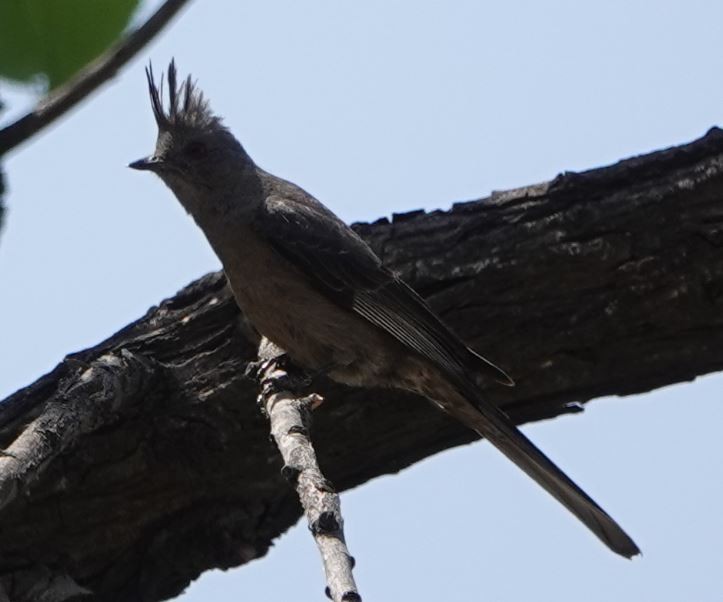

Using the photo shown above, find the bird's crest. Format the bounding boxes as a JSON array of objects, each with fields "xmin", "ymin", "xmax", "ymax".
[{"xmin": 145, "ymin": 59, "xmax": 222, "ymax": 132}]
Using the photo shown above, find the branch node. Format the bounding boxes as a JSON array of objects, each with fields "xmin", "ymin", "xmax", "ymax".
[
  {"xmin": 310, "ymin": 511, "xmax": 340, "ymax": 536},
  {"xmin": 303, "ymin": 392, "xmax": 325, "ymax": 410}
]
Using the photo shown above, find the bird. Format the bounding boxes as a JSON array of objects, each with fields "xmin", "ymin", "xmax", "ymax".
[{"xmin": 130, "ymin": 60, "xmax": 639, "ymax": 559}]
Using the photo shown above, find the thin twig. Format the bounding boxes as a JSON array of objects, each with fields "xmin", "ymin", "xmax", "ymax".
[
  {"xmin": 0, "ymin": 0, "xmax": 191, "ymax": 156},
  {"xmin": 255, "ymin": 338, "xmax": 361, "ymax": 602}
]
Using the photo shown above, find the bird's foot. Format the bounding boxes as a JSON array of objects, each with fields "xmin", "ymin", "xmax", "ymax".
[
  {"xmin": 247, "ymin": 354, "xmax": 326, "ymax": 414},
  {"xmin": 246, "ymin": 353, "xmax": 313, "ymax": 394}
]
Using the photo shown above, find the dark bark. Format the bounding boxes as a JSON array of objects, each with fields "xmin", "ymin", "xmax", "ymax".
[{"xmin": 1, "ymin": 127, "xmax": 723, "ymax": 600}]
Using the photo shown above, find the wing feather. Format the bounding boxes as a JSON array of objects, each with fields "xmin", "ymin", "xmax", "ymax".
[
  {"xmin": 255, "ymin": 193, "xmax": 512, "ymax": 385},
  {"xmin": 251, "ymin": 191, "xmax": 639, "ymax": 558}
]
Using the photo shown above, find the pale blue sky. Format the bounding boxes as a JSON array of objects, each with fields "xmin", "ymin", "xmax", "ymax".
[{"xmin": 2, "ymin": 1, "xmax": 723, "ymax": 600}]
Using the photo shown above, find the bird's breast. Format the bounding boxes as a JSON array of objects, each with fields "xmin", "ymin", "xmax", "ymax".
[{"xmin": 213, "ymin": 227, "xmax": 399, "ymax": 381}]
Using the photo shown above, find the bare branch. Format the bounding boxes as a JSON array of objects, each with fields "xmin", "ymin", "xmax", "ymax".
[
  {"xmin": 0, "ymin": 0, "xmax": 192, "ymax": 156},
  {"xmin": 256, "ymin": 338, "xmax": 361, "ymax": 602}
]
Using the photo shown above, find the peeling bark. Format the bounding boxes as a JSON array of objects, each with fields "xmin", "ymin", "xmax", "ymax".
[{"xmin": 1, "ymin": 128, "xmax": 723, "ymax": 600}]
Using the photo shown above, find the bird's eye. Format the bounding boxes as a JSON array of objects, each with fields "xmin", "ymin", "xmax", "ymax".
[{"xmin": 184, "ymin": 141, "xmax": 208, "ymax": 158}]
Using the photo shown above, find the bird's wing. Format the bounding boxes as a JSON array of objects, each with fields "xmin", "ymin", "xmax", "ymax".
[
  {"xmin": 254, "ymin": 193, "xmax": 513, "ymax": 386},
  {"xmin": 252, "ymin": 192, "xmax": 640, "ymax": 559}
]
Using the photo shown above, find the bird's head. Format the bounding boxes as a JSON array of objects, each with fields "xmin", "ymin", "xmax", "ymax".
[{"xmin": 130, "ymin": 60, "xmax": 252, "ymax": 214}]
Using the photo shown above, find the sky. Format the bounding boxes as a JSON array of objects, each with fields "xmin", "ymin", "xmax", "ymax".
[{"xmin": 2, "ymin": 1, "xmax": 723, "ymax": 600}]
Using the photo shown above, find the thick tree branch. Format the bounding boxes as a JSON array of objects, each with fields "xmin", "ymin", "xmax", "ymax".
[
  {"xmin": 0, "ymin": 0, "xmax": 191, "ymax": 156},
  {"xmin": 1, "ymin": 128, "xmax": 722, "ymax": 600}
]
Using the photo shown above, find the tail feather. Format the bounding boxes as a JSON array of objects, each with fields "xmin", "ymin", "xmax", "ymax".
[
  {"xmin": 467, "ymin": 346, "xmax": 516, "ymax": 387},
  {"xmin": 438, "ymin": 378, "xmax": 640, "ymax": 558}
]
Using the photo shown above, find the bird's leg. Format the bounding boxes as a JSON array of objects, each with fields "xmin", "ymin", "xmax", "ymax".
[
  {"xmin": 246, "ymin": 356, "xmax": 336, "ymax": 410},
  {"xmin": 268, "ymin": 354, "xmax": 315, "ymax": 394},
  {"xmin": 289, "ymin": 362, "xmax": 341, "ymax": 409},
  {"xmin": 245, "ymin": 353, "xmax": 312, "ymax": 393}
]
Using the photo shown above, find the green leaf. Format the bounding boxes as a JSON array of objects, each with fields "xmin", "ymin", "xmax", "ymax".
[{"xmin": 0, "ymin": 0, "xmax": 140, "ymax": 90}]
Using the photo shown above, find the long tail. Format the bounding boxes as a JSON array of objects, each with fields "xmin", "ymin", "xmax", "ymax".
[{"xmin": 432, "ymin": 376, "xmax": 640, "ymax": 558}]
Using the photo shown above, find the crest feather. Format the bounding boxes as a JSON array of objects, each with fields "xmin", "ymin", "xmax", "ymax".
[{"xmin": 145, "ymin": 59, "xmax": 222, "ymax": 131}]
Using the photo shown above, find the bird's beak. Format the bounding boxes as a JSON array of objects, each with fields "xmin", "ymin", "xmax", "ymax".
[{"xmin": 128, "ymin": 156, "xmax": 164, "ymax": 172}]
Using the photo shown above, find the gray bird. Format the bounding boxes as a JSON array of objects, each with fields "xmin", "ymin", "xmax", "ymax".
[{"xmin": 130, "ymin": 60, "xmax": 639, "ymax": 559}]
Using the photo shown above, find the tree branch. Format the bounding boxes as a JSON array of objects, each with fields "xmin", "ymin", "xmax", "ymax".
[
  {"xmin": 0, "ymin": 0, "xmax": 191, "ymax": 156},
  {"xmin": 1, "ymin": 128, "xmax": 723, "ymax": 600},
  {"xmin": 255, "ymin": 339, "xmax": 361, "ymax": 602}
]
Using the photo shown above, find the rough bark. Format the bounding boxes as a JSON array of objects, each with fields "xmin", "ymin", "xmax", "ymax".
[{"xmin": 1, "ymin": 127, "xmax": 723, "ymax": 600}]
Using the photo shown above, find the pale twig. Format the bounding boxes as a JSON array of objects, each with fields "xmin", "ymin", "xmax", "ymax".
[{"xmin": 255, "ymin": 338, "xmax": 361, "ymax": 602}]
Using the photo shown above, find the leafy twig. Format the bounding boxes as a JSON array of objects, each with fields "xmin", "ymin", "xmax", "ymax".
[{"xmin": 0, "ymin": 0, "xmax": 192, "ymax": 156}]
